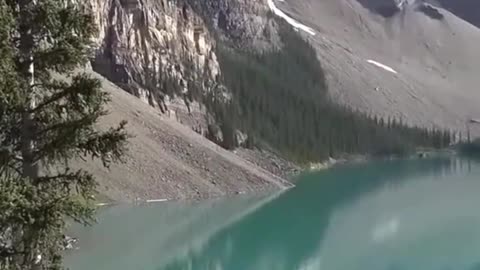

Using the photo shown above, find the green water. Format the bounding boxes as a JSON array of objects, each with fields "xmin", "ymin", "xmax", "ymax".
[{"xmin": 66, "ymin": 157, "xmax": 480, "ymax": 270}]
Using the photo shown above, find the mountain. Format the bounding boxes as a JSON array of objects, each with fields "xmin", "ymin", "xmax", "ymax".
[
  {"xmin": 85, "ymin": 0, "xmax": 480, "ymax": 137},
  {"xmin": 87, "ymin": 0, "xmax": 277, "ymax": 112},
  {"xmin": 79, "ymin": 71, "xmax": 292, "ymax": 202},
  {"xmin": 277, "ymin": 0, "xmax": 480, "ymax": 135},
  {"xmin": 72, "ymin": 0, "xmax": 301, "ymax": 201},
  {"xmin": 77, "ymin": 0, "xmax": 480, "ymax": 199}
]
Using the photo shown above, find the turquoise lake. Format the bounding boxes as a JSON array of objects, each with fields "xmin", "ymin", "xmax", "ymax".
[{"xmin": 66, "ymin": 157, "xmax": 480, "ymax": 270}]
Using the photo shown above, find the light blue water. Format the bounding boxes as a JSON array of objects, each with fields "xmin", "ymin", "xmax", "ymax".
[{"xmin": 66, "ymin": 157, "xmax": 480, "ymax": 270}]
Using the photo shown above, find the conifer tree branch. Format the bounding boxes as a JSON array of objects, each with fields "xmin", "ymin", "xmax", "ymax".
[{"xmin": 0, "ymin": 1, "xmax": 128, "ymax": 268}]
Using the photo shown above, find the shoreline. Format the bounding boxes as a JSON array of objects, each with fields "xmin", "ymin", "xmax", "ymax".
[
  {"xmin": 81, "ymin": 72, "xmax": 293, "ymax": 204},
  {"xmin": 94, "ymin": 185, "xmax": 293, "ymax": 207},
  {"xmin": 93, "ymin": 148, "xmax": 457, "ymax": 206},
  {"xmin": 301, "ymin": 148, "xmax": 458, "ymax": 173}
]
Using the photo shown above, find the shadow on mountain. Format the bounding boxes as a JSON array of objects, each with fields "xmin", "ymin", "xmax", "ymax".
[
  {"xmin": 416, "ymin": 3, "xmax": 444, "ymax": 20},
  {"xmin": 355, "ymin": 0, "xmax": 401, "ymax": 18}
]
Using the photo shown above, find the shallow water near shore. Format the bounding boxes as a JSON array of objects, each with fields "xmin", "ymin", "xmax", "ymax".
[{"xmin": 66, "ymin": 157, "xmax": 480, "ymax": 270}]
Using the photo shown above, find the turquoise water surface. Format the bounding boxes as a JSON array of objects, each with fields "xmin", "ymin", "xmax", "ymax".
[{"xmin": 66, "ymin": 157, "xmax": 480, "ymax": 270}]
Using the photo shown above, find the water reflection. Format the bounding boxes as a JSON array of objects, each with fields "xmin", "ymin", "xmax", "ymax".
[
  {"xmin": 67, "ymin": 158, "xmax": 480, "ymax": 270},
  {"xmin": 65, "ymin": 192, "xmax": 283, "ymax": 270},
  {"xmin": 318, "ymin": 162, "xmax": 480, "ymax": 269}
]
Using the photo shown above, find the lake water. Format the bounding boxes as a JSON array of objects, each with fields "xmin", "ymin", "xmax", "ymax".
[{"xmin": 66, "ymin": 157, "xmax": 480, "ymax": 270}]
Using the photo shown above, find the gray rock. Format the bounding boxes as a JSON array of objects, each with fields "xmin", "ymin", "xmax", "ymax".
[{"xmin": 87, "ymin": 0, "xmax": 222, "ymax": 110}]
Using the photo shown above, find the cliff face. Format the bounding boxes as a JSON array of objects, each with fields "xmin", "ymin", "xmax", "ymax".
[
  {"xmin": 186, "ymin": 0, "xmax": 280, "ymax": 50},
  {"xmin": 88, "ymin": 0, "xmax": 218, "ymax": 111},
  {"xmin": 87, "ymin": 0, "xmax": 278, "ymax": 113}
]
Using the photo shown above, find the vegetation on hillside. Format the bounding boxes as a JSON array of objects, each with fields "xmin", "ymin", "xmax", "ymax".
[
  {"xmin": 0, "ymin": 1, "xmax": 128, "ymax": 269},
  {"xmin": 208, "ymin": 22, "xmax": 453, "ymax": 162}
]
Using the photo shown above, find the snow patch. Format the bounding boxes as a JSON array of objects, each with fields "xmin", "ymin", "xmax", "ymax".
[
  {"xmin": 267, "ymin": 0, "xmax": 316, "ymax": 36},
  {"xmin": 146, "ymin": 199, "xmax": 169, "ymax": 203},
  {"xmin": 367, "ymin": 60, "xmax": 398, "ymax": 74},
  {"xmin": 95, "ymin": 202, "xmax": 111, "ymax": 206}
]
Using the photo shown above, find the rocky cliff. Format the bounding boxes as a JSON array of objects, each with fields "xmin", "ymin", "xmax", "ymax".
[
  {"xmin": 88, "ymin": 0, "xmax": 218, "ymax": 113},
  {"xmin": 87, "ymin": 0, "xmax": 278, "ymax": 115},
  {"xmin": 186, "ymin": 0, "xmax": 280, "ymax": 50}
]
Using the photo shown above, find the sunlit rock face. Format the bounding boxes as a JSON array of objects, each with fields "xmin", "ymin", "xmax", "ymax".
[
  {"xmin": 185, "ymin": 0, "xmax": 281, "ymax": 50},
  {"xmin": 87, "ymin": 0, "xmax": 220, "ymax": 110},
  {"xmin": 84, "ymin": 0, "xmax": 280, "ymax": 112}
]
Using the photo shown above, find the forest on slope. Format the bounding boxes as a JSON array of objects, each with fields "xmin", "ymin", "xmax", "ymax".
[{"xmin": 206, "ymin": 22, "xmax": 452, "ymax": 162}]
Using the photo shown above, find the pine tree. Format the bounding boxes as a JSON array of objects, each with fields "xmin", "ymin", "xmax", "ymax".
[{"xmin": 0, "ymin": 1, "xmax": 128, "ymax": 269}]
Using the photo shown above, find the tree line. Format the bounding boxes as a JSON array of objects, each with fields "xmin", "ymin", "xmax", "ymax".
[{"xmin": 206, "ymin": 21, "xmax": 453, "ymax": 162}]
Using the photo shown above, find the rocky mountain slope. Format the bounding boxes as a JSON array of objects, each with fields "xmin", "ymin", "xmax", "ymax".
[
  {"xmin": 85, "ymin": 0, "xmax": 480, "ymax": 138},
  {"xmin": 82, "ymin": 70, "xmax": 292, "ymax": 203},
  {"xmin": 70, "ymin": 0, "xmax": 301, "ymax": 202},
  {"xmin": 276, "ymin": 0, "xmax": 480, "ymax": 136},
  {"xmin": 75, "ymin": 0, "xmax": 480, "ymax": 201},
  {"xmin": 87, "ymin": 0, "xmax": 278, "ymax": 114},
  {"xmin": 88, "ymin": 0, "xmax": 220, "ymax": 111}
]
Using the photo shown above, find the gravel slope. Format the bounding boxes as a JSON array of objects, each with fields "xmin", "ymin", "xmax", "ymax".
[
  {"xmin": 275, "ymin": 0, "xmax": 480, "ymax": 137},
  {"xmin": 80, "ymin": 72, "xmax": 292, "ymax": 202}
]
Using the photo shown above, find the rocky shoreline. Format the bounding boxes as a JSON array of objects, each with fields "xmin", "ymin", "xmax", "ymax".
[{"xmin": 82, "ymin": 72, "xmax": 293, "ymax": 204}]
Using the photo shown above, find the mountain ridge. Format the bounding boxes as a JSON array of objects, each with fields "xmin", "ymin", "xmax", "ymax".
[
  {"xmin": 276, "ymin": 0, "xmax": 480, "ymax": 136},
  {"xmin": 85, "ymin": 0, "xmax": 480, "ymax": 136}
]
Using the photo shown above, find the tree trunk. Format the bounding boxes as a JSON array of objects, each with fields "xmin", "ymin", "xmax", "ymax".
[
  {"xmin": 16, "ymin": 1, "xmax": 41, "ymax": 269},
  {"xmin": 18, "ymin": 0, "xmax": 39, "ymax": 181}
]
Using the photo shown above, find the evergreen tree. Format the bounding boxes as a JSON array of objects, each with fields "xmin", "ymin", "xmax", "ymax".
[
  {"xmin": 212, "ymin": 20, "xmax": 453, "ymax": 162},
  {"xmin": 0, "ymin": 1, "xmax": 128, "ymax": 269}
]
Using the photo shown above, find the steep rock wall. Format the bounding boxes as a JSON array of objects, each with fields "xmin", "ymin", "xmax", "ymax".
[
  {"xmin": 186, "ymin": 0, "xmax": 280, "ymax": 50},
  {"xmin": 86, "ymin": 0, "xmax": 279, "ymax": 113},
  {"xmin": 88, "ymin": 0, "xmax": 221, "ymax": 111}
]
